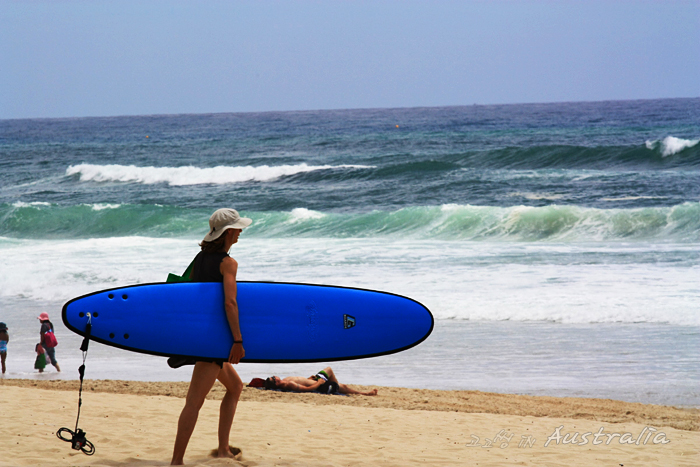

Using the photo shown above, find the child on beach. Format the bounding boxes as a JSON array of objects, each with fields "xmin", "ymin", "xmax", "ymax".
[
  {"xmin": 38, "ymin": 312, "xmax": 60, "ymax": 372},
  {"xmin": 0, "ymin": 322, "xmax": 8, "ymax": 374},
  {"xmin": 34, "ymin": 343, "xmax": 46, "ymax": 372}
]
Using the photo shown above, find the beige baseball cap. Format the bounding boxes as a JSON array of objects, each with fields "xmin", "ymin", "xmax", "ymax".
[{"xmin": 203, "ymin": 208, "xmax": 252, "ymax": 242}]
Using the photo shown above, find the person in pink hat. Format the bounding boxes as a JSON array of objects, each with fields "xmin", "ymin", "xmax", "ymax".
[
  {"xmin": 38, "ymin": 312, "xmax": 60, "ymax": 372},
  {"xmin": 171, "ymin": 208, "xmax": 252, "ymax": 465}
]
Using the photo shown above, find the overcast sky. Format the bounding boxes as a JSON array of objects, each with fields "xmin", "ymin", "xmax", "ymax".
[{"xmin": 1, "ymin": 0, "xmax": 698, "ymax": 119}]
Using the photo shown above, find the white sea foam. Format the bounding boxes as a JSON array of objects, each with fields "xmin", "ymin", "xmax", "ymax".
[
  {"xmin": 645, "ymin": 136, "xmax": 699, "ymax": 157},
  {"xmin": 508, "ymin": 192, "xmax": 565, "ymax": 201},
  {"xmin": 66, "ymin": 163, "xmax": 373, "ymax": 185},
  {"xmin": 11, "ymin": 201, "xmax": 52, "ymax": 208},
  {"xmin": 1, "ymin": 236, "xmax": 698, "ymax": 326},
  {"xmin": 600, "ymin": 196, "xmax": 666, "ymax": 202},
  {"xmin": 288, "ymin": 208, "xmax": 326, "ymax": 222},
  {"xmin": 91, "ymin": 203, "xmax": 121, "ymax": 210}
]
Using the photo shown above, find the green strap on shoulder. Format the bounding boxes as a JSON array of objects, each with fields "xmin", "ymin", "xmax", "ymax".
[{"xmin": 166, "ymin": 260, "xmax": 194, "ymax": 283}]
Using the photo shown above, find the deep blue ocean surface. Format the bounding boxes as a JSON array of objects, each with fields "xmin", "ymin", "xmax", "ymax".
[{"xmin": 1, "ymin": 99, "xmax": 698, "ymax": 406}]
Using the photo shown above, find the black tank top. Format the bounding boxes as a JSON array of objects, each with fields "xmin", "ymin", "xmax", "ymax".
[{"xmin": 192, "ymin": 251, "xmax": 229, "ymax": 282}]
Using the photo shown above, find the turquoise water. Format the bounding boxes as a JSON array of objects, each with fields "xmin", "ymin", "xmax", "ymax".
[{"xmin": 1, "ymin": 99, "xmax": 698, "ymax": 405}]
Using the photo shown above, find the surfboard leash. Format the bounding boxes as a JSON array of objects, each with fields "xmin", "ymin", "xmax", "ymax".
[{"xmin": 57, "ymin": 312, "xmax": 95, "ymax": 456}]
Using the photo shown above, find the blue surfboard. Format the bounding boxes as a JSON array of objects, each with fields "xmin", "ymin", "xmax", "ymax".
[{"xmin": 62, "ymin": 282, "xmax": 434, "ymax": 363}]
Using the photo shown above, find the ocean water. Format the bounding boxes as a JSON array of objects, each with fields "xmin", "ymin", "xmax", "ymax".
[{"xmin": 1, "ymin": 99, "xmax": 698, "ymax": 407}]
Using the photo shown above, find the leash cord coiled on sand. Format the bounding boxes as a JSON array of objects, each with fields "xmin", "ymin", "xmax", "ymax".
[{"xmin": 57, "ymin": 314, "xmax": 95, "ymax": 456}]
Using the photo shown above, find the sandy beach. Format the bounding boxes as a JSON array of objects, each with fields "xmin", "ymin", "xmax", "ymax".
[{"xmin": 1, "ymin": 379, "xmax": 697, "ymax": 466}]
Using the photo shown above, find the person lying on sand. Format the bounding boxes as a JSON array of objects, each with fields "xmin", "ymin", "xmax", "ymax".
[{"xmin": 263, "ymin": 366, "xmax": 378, "ymax": 396}]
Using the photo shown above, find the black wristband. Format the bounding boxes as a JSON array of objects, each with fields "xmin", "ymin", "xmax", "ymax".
[{"xmin": 233, "ymin": 340, "xmax": 243, "ymax": 344}]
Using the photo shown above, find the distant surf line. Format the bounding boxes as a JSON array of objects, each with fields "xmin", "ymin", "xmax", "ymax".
[{"xmin": 66, "ymin": 163, "xmax": 375, "ymax": 185}]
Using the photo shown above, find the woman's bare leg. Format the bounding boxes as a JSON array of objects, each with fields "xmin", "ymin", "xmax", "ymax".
[
  {"xmin": 171, "ymin": 362, "xmax": 221, "ymax": 465},
  {"xmin": 213, "ymin": 363, "xmax": 244, "ymax": 458}
]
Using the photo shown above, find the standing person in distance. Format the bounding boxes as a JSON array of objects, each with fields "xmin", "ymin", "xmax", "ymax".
[
  {"xmin": 38, "ymin": 312, "xmax": 60, "ymax": 372},
  {"xmin": 0, "ymin": 322, "xmax": 9, "ymax": 374},
  {"xmin": 171, "ymin": 208, "xmax": 252, "ymax": 465}
]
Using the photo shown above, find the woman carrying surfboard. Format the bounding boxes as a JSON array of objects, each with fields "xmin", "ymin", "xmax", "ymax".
[{"xmin": 171, "ymin": 208, "xmax": 252, "ymax": 465}]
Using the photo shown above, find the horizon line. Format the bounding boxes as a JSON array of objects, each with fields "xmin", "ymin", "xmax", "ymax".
[{"xmin": 2, "ymin": 96, "xmax": 698, "ymax": 123}]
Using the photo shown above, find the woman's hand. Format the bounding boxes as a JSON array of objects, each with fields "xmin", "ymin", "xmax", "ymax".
[{"xmin": 228, "ymin": 342, "xmax": 245, "ymax": 364}]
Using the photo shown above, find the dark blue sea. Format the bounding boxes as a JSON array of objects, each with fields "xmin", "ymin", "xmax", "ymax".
[{"xmin": 1, "ymin": 98, "xmax": 698, "ymax": 406}]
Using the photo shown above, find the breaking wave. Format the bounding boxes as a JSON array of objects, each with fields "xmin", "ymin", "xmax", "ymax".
[
  {"xmin": 66, "ymin": 163, "xmax": 373, "ymax": 185},
  {"xmin": 2, "ymin": 202, "xmax": 698, "ymax": 242}
]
